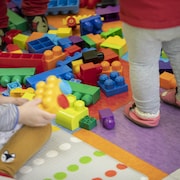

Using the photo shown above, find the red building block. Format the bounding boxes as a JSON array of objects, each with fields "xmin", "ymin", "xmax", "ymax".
[
  {"xmin": 77, "ymin": 62, "xmax": 102, "ymax": 86},
  {"xmin": 64, "ymin": 44, "xmax": 82, "ymax": 56}
]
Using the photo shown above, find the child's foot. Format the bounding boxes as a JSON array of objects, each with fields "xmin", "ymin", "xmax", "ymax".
[
  {"xmin": 26, "ymin": 15, "xmax": 49, "ymax": 33},
  {"xmin": 160, "ymin": 88, "xmax": 180, "ymax": 108},
  {"xmin": 0, "ymin": 172, "xmax": 14, "ymax": 179},
  {"xmin": 123, "ymin": 101, "xmax": 160, "ymax": 127}
]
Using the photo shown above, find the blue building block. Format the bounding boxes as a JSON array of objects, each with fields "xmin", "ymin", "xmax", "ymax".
[
  {"xmin": 47, "ymin": 0, "xmax": 79, "ymax": 15},
  {"xmin": 56, "ymin": 52, "xmax": 82, "ymax": 67},
  {"xmin": 7, "ymin": 81, "xmax": 22, "ymax": 93},
  {"xmin": 80, "ymin": 15, "xmax": 103, "ymax": 36},
  {"xmin": 57, "ymin": 37, "xmax": 73, "ymax": 51},
  {"xmin": 97, "ymin": 71, "xmax": 128, "ymax": 97},
  {"xmin": 27, "ymin": 36, "xmax": 55, "ymax": 53},
  {"xmin": 26, "ymin": 65, "xmax": 73, "ymax": 89}
]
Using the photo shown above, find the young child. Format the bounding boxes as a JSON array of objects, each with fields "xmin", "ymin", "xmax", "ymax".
[
  {"xmin": 0, "ymin": 0, "xmax": 49, "ymax": 50},
  {"xmin": 120, "ymin": 1, "xmax": 180, "ymax": 127},
  {"xmin": 0, "ymin": 95, "xmax": 56, "ymax": 179}
]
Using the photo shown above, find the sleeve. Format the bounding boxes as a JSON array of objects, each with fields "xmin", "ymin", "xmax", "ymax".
[{"xmin": 0, "ymin": 104, "xmax": 19, "ymax": 132}]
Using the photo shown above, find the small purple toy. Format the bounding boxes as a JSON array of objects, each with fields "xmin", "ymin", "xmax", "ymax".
[{"xmin": 98, "ymin": 108, "xmax": 115, "ymax": 130}]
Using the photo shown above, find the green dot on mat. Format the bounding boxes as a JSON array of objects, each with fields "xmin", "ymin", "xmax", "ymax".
[
  {"xmin": 79, "ymin": 156, "xmax": 92, "ymax": 164},
  {"xmin": 43, "ymin": 178, "xmax": 52, "ymax": 180},
  {"xmin": 67, "ymin": 164, "xmax": 79, "ymax": 172},
  {"xmin": 93, "ymin": 151, "xmax": 106, "ymax": 157},
  {"xmin": 54, "ymin": 172, "xmax": 67, "ymax": 180}
]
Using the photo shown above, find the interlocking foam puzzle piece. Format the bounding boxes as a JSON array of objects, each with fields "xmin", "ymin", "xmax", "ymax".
[
  {"xmin": 56, "ymin": 94, "xmax": 89, "ymax": 130},
  {"xmin": 35, "ymin": 75, "xmax": 70, "ymax": 114}
]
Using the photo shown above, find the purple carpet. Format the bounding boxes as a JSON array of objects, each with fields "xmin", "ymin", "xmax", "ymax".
[{"xmin": 92, "ymin": 102, "xmax": 180, "ymax": 174}]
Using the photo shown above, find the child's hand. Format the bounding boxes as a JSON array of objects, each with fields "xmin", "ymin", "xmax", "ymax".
[
  {"xmin": 0, "ymin": 95, "xmax": 28, "ymax": 105},
  {"xmin": 18, "ymin": 98, "xmax": 56, "ymax": 127}
]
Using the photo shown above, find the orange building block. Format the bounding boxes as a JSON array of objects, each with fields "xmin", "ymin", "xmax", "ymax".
[
  {"xmin": 101, "ymin": 60, "xmax": 123, "ymax": 76},
  {"xmin": 160, "ymin": 71, "xmax": 176, "ymax": 89},
  {"xmin": 44, "ymin": 46, "xmax": 67, "ymax": 70},
  {"xmin": 87, "ymin": 33, "xmax": 105, "ymax": 49}
]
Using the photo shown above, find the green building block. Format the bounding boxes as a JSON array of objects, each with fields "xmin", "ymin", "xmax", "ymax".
[
  {"xmin": 101, "ymin": 27, "xmax": 123, "ymax": 39},
  {"xmin": 0, "ymin": 68, "xmax": 35, "ymax": 87},
  {"xmin": 7, "ymin": 9, "xmax": 28, "ymax": 32},
  {"xmin": 81, "ymin": 35, "xmax": 96, "ymax": 48},
  {"xmin": 67, "ymin": 81, "xmax": 100, "ymax": 106},
  {"xmin": 79, "ymin": 115, "xmax": 97, "ymax": 130}
]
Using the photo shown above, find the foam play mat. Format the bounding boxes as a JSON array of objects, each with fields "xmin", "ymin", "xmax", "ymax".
[{"xmin": 15, "ymin": 128, "xmax": 148, "ymax": 180}]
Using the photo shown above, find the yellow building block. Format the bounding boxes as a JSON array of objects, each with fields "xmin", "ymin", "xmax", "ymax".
[
  {"xmin": 57, "ymin": 27, "xmax": 72, "ymax": 38},
  {"xmin": 13, "ymin": 33, "xmax": 29, "ymax": 50},
  {"xmin": 71, "ymin": 59, "xmax": 83, "ymax": 74},
  {"xmin": 44, "ymin": 46, "xmax": 67, "ymax": 70},
  {"xmin": 10, "ymin": 87, "xmax": 35, "ymax": 97},
  {"xmin": 48, "ymin": 29, "xmax": 58, "ymax": 35},
  {"xmin": 34, "ymin": 75, "xmax": 70, "ymax": 114},
  {"xmin": 56, "ymin": 94, "xmax": 89, "ymax": 131},
  {"xmin": 100, "ymin": 36, "xmax": 127, "ymax": 57},
  {"xmin": 21, "ymin": 92, "xmax": 35, "ymax": 100}
]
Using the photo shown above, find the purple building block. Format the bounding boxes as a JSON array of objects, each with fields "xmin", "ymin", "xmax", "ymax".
[
  {"xmin": 98, "ymin": 108, "xmax": 115, "ymax": 130},
  {"xmin": 96, "ymin": 5, "xmax": 120, "ymax": 22}
]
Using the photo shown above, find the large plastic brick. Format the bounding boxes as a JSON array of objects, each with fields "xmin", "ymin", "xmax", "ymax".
[
  {"xmin": 80, "ymin": 15, "xmax": 103, "ymax": 35},
  {"xmin": 55, "ymin": 94, "xmax": 89, "ymax": 131},
  {"xmin": 57, "ymin": 37, "xmax": 73, "ymax": 51},
  {"xmin": 69, "ymin": 35, "xmax": 86, "ymax": 48},
  {"xmin": 26, "ymin": 65, "xmax": 73, "ymax": 89},
  {"xmin": 81, "ymin": 35, "xmax": 96, "ymax": 48},
  {"xmin": 79, "ymin": 115, "xmax": 97, "ymax": 130},
  {"xmin": 13, "ymin": 33, "xmax": 29, "ymax": 50},
  {"xmin": 34, "ymin": 75, "xmax": 70, "ymax": 113},
  {"xmin": 57, "ymin": 28, "xmax": 72, "ymax": 38},
  {"xmin": 64, "ymin": 44, "xmax": 81, "ymax": 56},
  {"xmin": 97, "ymin": 71, "xmax": 128, "ymax": 97},
  {"xmin": 101, "ymin": 27, "xmax": 123, "ymax": 39},
  {"xmin": 78, "ymin": 62, "xmax": 102, "ymax": 86},
  {"xmin": 101, "ymin": 60, "xmax": 123, "ymax": 76},
  {"xmin": 7, "ymin": 9, "xmax": 28, "ymax": 32},
  {"xmin": 71, "ymin": 59, "xmax": 83, "ymax": 74},
  {"xmin": 98, "ymin": 108, "xmax": 115, "ymax": 130},
  {"xmin": 27, "ymin": 36, "xmax": 55, "ymax": 53},
  {"xmin": 10, "ymin": 87, "xmax": 35, "ymax": 98},
  {"xmin": 43, "ymin": 46, "xmax": 67, "ymax": 70},
  {"xmin": 0, "ymin": 52, "xmax": 46, "ymax": 74},
  {"xmin": 100, "ymin": 36, "xmax": 127, "ymax": 57},
  {"xmin": 95, "ymin": 5, "xmax": 120, "ymax": 22},
  {"xmin": 0, "ymin": 67, "xmax": 35, "ymax": 87},
  {"xmin": 47, "ymin": 0, "xmax": 79, "ymax": 15},
  {"xmin": 160, "ymin": 71, "xmax": 176, "ymax": 89},
  {"xmin": 68, "ymin": 80, "xmax": 100, "ymax": 106}
]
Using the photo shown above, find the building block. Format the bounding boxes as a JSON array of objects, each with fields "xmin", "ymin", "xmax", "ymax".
[
  {"xmin": 64, "ymin": 44, "xmax": 82, "ymax": 56},
  {"xmin": 67, "ymin": 80, "xmax": 100, "ymax": 106},
  {"xmin": 26, "ymin": 65, "xmax": 73, "ymax": 89},
  {"xmin": 101, "ymin": 27, "xmax": 123, "ymax": 39},
  {"xmin": 159, "ymin": 60, "xmax": 172, "ymax": 74},
  {"xmin": 7, "ymin": 9, "xmax": 28, "ymax": 32},
  {"xmin": 100, "ymin": 36, "xmax": 127, "ymax": 57},
  {"xmin": 0, "ymin": 52, "xmax": 46, "ymax": 74},
  {"xmin": 160, "ymin": 71, "xmax": 176, "ymax": 89},
  {"xmin": 46, "ymin": 0, "xmax": 80, "ymax": 15},
  {"xmin": 57, "ymin": 37, "xmax": 73, "ymax": 51},
  {"xmin": 6, "ymin": 44, "xmax": 21, "ymax": 52},
  {"xmin": 10, "ymin": 87, "xmax": 35, "ymax": 98},
  {"xmin": 97, "ymin": 71, "xmax": 128, "ymax": 97},
  {"xmin": 27, "ymin": 36, "xmax": 55, "ymax": 53},
  {"xmin": 99, "ymin": 47, "xmax": 119, "ymax": 63},
  {"xmin": 13, "ymin": 33, "xmax": 29, "ymax": 50},
  {"xmin": 7, "ymin": 81, "xmax": 22, "ymax": 92},
  {"xmin": 101, "ymin": 60, "xmax": 123, "ymax": 76},
  {"xmin": 82, "ymin": 49, "xmax": 104, "ymax": 64},
  {"xmin": 86, "ymin": 33, "xmax": 105, "ymax": 49},
  {"xmin": 43, "ymin": 46, "xmax": 67, "ymax": 70},
  {"xmin": 4, "ymin": 29, "xmax": 22, "ymax": 44},
  {"xmin": 71, "ymin": 59, "xmax": 84, "ymax": 74},
  {"xmin": 57, "ymin": 28, "xmax": 72, "ymax": 38},
  {"xmin": 55, "ymin": 94, "xmax": 89, "ymax": 131},
  {"xmin": 78, "ymin": 62, "xmax": 102, "ymax": 86},
  {"xmin": 98, "ymin": 108, "xmax": 115, "ymax": 130},
  {"xmin": 69, "ymin": 35, "xmax": 86, "ymax": 49},
  {"xmin": 95, "ymin": 5, "xmax": 120, "ymax": 22},
  {"xmin": 34, "ymin": 75, "xmax": 71, "ymax": 114},
  {"xmin": 80, "ymin": 15, "xmax": 103, "ymax": 35},
  {"xmin": 79, "ymin": 115, "xmax": 97, "ymax": 130},
  {"xmin": 0, "ymin": 67, "xmax": 35, "ymax": 87},
  {"xmin": 81, "ymin": 35, "xmax": 96, "ymax": 48}
]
